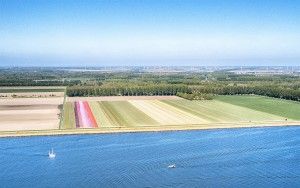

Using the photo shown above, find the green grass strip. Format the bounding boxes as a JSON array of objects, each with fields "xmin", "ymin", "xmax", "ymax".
[{"xmin": 62, "ymin": 102, "xmax": 76, "ymax": 129}]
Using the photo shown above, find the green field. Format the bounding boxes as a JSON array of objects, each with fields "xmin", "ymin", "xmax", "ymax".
[
  {"xmin": 162, "ymin": 99, "xmax": 284, "ymax": 122},
  {"xmin": 62, "ymin": 102, "xmax": 76, "ymax": 129},
  {"xmin": 216, "ymin": 95, "xmax": 300, "ymax": 120},
  {"xmin": 62, "ymin": 95, "xmax": 300, "ymax": 129},
  {"xmin": 96, "ymin": 101, "xmax": 158, "ymax": 127},
  {"xmin": 0, "ymin": 87, "xmax": 66, "ymax": 93}
]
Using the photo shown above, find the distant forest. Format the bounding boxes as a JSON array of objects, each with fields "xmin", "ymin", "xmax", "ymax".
[{"xmin": 1, "ymin": 67, "xmax": 299, "ymax": 101}]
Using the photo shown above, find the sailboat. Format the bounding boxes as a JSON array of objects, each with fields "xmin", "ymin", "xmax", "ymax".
[
  {"xmin": 48, "ymin": 148, "xmax": 56, "ymax": 159},
  {"xmin": 168, "ymin": 164, "xmax": 176, "ymax": 168}
]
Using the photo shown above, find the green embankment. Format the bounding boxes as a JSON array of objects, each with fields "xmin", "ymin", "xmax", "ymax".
[{"xmin": 216, "ymin": 95, "xmax": 300, "ymax": 120}]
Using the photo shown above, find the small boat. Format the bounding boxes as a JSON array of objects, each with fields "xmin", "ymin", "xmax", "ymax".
[
  {"xmin": 168, "ymin": 164, "xmax": 176, "ymax": 168},
  {"xmin": 48, "ymin": 148, "xmax": 56, "ymax": 159}
]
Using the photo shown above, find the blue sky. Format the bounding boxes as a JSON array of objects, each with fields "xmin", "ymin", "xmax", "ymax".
[{"xmin": 0, "ymin": 0, "xmax": 300, "ymax": 66}]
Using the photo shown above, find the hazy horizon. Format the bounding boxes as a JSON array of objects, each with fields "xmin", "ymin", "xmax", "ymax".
[{"xmin": 1, "ymin": 0, "xmax": 300, "ymax": 66}]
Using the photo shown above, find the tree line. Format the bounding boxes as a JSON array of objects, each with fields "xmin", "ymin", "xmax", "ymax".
[
  {"xmin": 2, "ymin": 68, "xmax": 299, "ymax": 102},
  {"xmin": 192, "ymin": 85, "xmax": 300, "ymax": 101},
  {"xmin": 66, "ymin": 84, "xmax": 190, "ymax": 97},
  {"xmin": 66, "ymin": 83, "xmax": 300, "ymax": 102}
]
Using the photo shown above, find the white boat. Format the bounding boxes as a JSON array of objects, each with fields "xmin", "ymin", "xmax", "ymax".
[
  {"xmin": 168, "ymin": 164, "xmax": 176, "ymax": 168},
  {"xmin": 48, "ymin": 148, "xmax": 56, "ymax": 159}
]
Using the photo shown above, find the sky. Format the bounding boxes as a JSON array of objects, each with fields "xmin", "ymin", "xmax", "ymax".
[{"xmin": 0, "ymin": 0, "xmax": 300, "ymax": 66}]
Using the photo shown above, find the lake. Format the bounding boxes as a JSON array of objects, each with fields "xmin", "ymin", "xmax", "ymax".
[{"xmin": 0, "ymin": 126, "xmax": 299, "ymax": 188}]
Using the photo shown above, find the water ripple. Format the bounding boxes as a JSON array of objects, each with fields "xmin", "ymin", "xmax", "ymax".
[{"xmin": 0, "ymin": 126, "xmax": 299, "ymax": 188}]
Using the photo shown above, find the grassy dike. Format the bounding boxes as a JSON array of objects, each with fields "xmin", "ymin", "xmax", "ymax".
[{"xmin": 1, "ymin": 121, "xmax": 300, "ymax": 138}]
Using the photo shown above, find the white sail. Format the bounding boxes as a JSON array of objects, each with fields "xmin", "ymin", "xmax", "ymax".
[{"xmin": 48, "ymin": 148, "xmax": 56, "ymax": 159}]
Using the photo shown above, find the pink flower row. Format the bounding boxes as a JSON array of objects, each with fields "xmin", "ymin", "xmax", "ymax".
[{"xmin": 74, "ymin": 101, "xmax": 98, "ymax": 128}]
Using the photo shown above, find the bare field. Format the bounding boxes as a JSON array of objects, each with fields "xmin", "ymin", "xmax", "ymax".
[{"xmin": 0, "ymin": 97, "xmax": 63, "ymax": 131}]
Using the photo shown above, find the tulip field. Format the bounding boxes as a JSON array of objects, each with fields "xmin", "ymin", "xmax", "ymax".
[
  {"xmin": 62, "ymin": 95, "xmax": 300, "ymax": 129},
  {"xmin": 74, "ymin": 101, "xmax": 98, "ymax": 128}
]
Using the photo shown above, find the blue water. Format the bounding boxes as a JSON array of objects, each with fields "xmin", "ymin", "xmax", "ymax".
[{"xmin": 0, "ymin": 126, "xmax": 300, "ymax": 188}]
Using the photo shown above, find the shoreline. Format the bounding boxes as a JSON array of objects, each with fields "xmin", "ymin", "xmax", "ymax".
[{"xmin": 0, "ymin": 121, "xmax": 299, "ymax": 138}]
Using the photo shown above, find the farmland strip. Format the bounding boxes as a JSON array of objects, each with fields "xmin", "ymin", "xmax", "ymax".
[
  {"xmin": 74, "ymin": 101, "xmax": 81, "ymax": 128},
  {"xmin": 161, "ymin": 100, "xmax": 223, "ymax": 122},
  {"xmin": 62, "ymin": 102, "xmax": 76, "ymax": 129},
  {"xmin": 100, "ymin": 101, "xmax": 123, "ymax": 127},
  {"xmin": 83, "ymin": 101, "xmax": 98, "ymax": 128},
  {"xmin": 108, "ymin": 101, "xmax": 159, "ymax": 127},
  {"xmin": 152, "ymin": 100, "xmax": 208, "ymax": 123},
  {"xmin": 89, "ymin": 101, "xmax": 114, "ymax": 127}
]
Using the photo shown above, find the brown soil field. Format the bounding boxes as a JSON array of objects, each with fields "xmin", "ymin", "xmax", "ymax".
[{"xmin": 0, "ymin": 97, "xmax": 63, "ymax": 131}]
